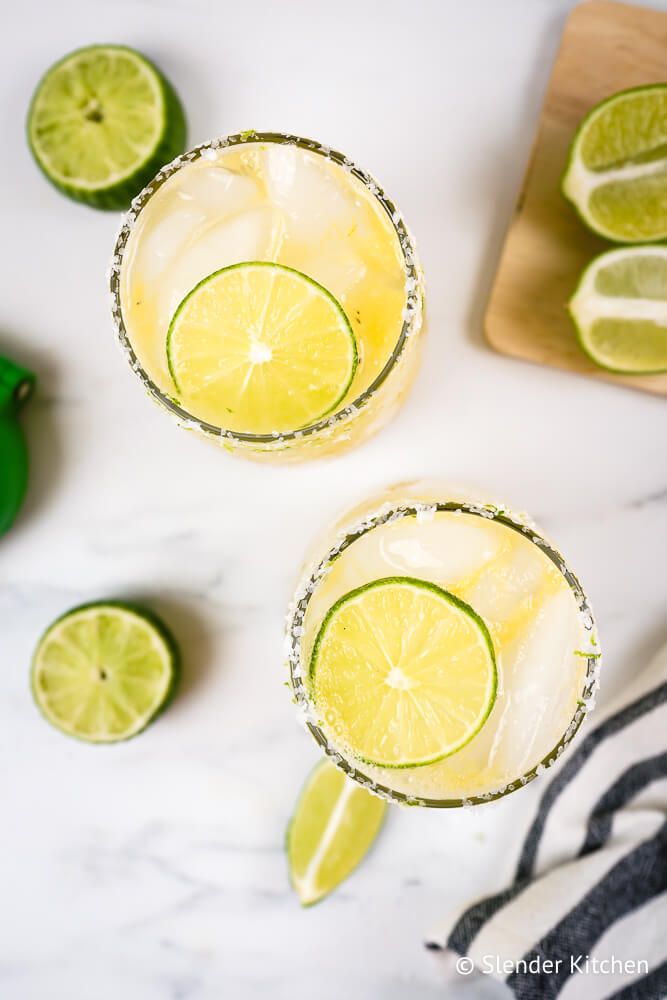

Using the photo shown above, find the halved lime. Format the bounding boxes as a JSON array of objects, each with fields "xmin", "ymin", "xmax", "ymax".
[
  {"xmin": 569, "ymin": 246, "xmax": 667, "ymax": 373},
  {"xmin": 166, "ymin": 262, "xmax": 358, "ymax": 434},
  {"xmin": 309, "ymin": 577, "xmax": 497, "ymax": 769},
  {"xmin": 27, "ymin": 44, "xmax": 186, "ymax": 210},
  {"xmin": 563, "ymin": 84, "xmax": 667, "ymax": 243},
  {"xmin": 286, "ymin": 758, "xmax": 386, "ymax": 906},
  {"xmin": 31, "ymin": 602, "xmax": 179, "ymax": 743}
]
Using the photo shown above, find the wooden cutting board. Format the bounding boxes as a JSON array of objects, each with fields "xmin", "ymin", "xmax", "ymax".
[{"xmin": 485, "ymin": 0, "xmax": 667, "ymax": 397}]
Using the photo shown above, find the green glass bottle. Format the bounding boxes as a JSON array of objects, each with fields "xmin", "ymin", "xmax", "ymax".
[{"xmin": 0, "ymin": 356, "xmax": 36, "ymax": 536}]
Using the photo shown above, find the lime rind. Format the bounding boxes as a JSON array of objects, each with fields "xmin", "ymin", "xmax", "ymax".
[
  {"xmin": 562, "ymin": 83, "xmax": 667, "ymax": 244},
  {"xmin": 286, "ymin": 758, "xmax": 386, "ymax": 907},
  {"xmin": 166, "ymin": 261, "xmax": 359, "ymax": 433},
  {"xmin": 309, "ymin": 575, "xmax": 498, "ymax": 770},
  {"xmin": 31, "ymin": 600, "xmax": 180, "ymax": 743},
  {"xmin": 569, "ymin": 246, "xmax": 667, "ymax": 374},
  {"xmin": 27, "ymin": 44, "xmax": 186, "ymax": 210}
]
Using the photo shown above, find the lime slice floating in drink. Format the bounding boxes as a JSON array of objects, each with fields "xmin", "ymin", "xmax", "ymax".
[
  {"xmin": 27, "ymin": 44, "xmax": 186, "ymax": 210},
  {"xmin": 563, "ymin": 84, "xmax": 667, "ymax": 243},
  {"xmin": 569, "ymin": 246, "xmax": 667, "ymax": 373},
  {"xmin": 166, "ymin": 262, "xmax": 358, "ymax": 434},
  {"xmin": 31, "ymin": 602, "xmax": 179, "ymax": 743},
  {"xmin": 286, "ymin": 758, "xmax": 386, "ymax": 906},
  {"xmin": 309, "ymin": 576, "xmax": 497, "ymax": 769}
]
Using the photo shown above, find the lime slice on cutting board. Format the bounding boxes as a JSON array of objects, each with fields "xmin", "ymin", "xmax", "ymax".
[
  {"xmin": 563, "ymin": 84, "xmax": 667, "ymax": 243},
  {"xmin": 569, "ymin": 246, "xmax": 667, "ymax": 373},
  {"xmin": 167, "ymin": 262, "xmax": 358, "ymax": 434},
  {"xmin": 27, "ymin": 44, "xmax": 186, "ymax": 210},
  {"xmin": 286, "ymin": 758, "xmax": 386, "ymax": 906},
  {"xmin": 309, "ymin": 576, "xmax": 497, "ymax": 769},
  {"xmin": 31, "ymin": 601, "xmax": 179, "ymax": 742}
]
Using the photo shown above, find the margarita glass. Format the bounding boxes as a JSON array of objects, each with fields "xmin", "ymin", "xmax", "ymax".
[
  {"xmin": 110, "ymin": 132, "xmax": 424, "ymax": 461},
  {"xmin": 286, "ymin": 482, "xmax": 600, "ymax": 808}
]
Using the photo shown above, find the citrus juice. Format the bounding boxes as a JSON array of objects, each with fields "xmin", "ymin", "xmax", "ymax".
[
  {"xmin": 111, "ymin": 133, "xmax": 423, "ymax": 459},
  {"xmin": 286, "ymin": 483, "xmax": 599, "ymax": 806}
]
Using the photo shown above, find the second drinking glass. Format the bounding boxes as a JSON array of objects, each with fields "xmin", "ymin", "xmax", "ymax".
[{"xmin": 286, "ymin": 482, "xmax": 600, "ymax": 807}]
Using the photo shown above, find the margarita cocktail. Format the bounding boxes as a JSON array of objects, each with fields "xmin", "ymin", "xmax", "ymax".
[
  {"xmin": 110, "ymin": 132, "xmax": 423, "ymax": 460},
  {"xmin": 286, "ymin": 483, "xmax": 599, "ymax": 807}
]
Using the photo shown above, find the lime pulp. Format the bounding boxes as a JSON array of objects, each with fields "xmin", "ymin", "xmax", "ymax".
[
  {"xmin": 31, "ymin": 601, "xmax": 179, "ymax": 742},
  {"xmin": 27, "ymin": 44, "xmax": 186, "ymax": 210}
]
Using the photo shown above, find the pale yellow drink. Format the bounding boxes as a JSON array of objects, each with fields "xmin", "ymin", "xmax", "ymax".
[
  {"xmin": 111, "ymin": 133, "xmax": 423, "ymax": 459},
  {"xmin": 286, "ymin": 483, "xmax": 600, "ymax": 806}
]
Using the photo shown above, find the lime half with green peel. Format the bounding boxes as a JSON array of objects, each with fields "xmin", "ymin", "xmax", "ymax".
[
  {"xmin": 569, "ymin": 246, "xmax": 667, "ymax": 373},
  {"xmin": 166, "ymin": 262, "xmax": 358, "ymax": 434},
  {"xmin": 563, "ymin": 84, "xmax": 667, "ymax": 243},
  {"xmin": 31, "ymin": 602, "xmax": 179, "ymax": 743},
  {"xmin": 287, "ymin": 758, "xmax": 386, "ymax": 906},
  {"xmin": 309, "ymin": 576, "xmax": 497, "ymax": 769},
  {"xmin": 27, "ymin": 45, "xmax": 186, "ymax": 210}
]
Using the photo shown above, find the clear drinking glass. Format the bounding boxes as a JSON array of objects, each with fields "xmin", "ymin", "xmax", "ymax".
[
  {"xmin": 286, "ymin": 482, "xmax": 600, "ymax": 808},
  {"xmin": 110, "ymin": 132, "xmax": 424, "ymax": 461}
]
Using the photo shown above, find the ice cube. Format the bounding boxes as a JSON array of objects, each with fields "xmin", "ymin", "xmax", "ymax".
[
  {"xmin": 155, "ymin": 206, "xmax": 283, "ymax": 334},
  {"xmin": 466, "ymin": 540, "xmax": 548, "ymax": 624},
  {"xmin": 131, "ymin": 164, "xmax": 260, "ymax": 284},
  {"xmin": 133, "ymin": 202, "xmax": 207, "ymax": 283},
  {"xmin": 263, "ymin": 144, "xmax": 359, "ymax": 246},
  {"xmin": 376, "ymin": 514, "xmax": 503, "ymax": 582},
  {"xmin": 488, "ymin": 589, "xmax": 585, "ymax": 775},
  {"xmin": 174, "ymin": 162, "xmax": 260, "ymax": 214},
  {"xmin": 305, "ymin": 243, "xmax": 367, "ymax": 302}
]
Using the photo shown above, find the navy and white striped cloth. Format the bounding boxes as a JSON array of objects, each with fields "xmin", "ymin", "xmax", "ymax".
[{"xmin": 427, "ymin": 642, "xmax": 667, "ymax": 999}]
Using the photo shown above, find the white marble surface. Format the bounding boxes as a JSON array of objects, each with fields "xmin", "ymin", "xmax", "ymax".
[{"xmin": 2, "ymin": 1, "xmax": 667, "ymax": 997}]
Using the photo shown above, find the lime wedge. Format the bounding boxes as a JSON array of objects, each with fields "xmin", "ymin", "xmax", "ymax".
[
  {"xmin": 563, "ymin": 84, "xmax": 667, "ymax": 243},
  {"xmin": 309, "ymin": 577, "xmax": 497, "ymax": 769},
  {"xmin": 27, "ymin": 44, "xmax": 186, "ymax": 210},
  {"xmin": 569, "ymin": 246, "xmax": 667, "ymax": 373},
  {"xmin": 287, "ymin": 759, "xmax": 386, "ymax": 906},
  {"xmin": 166, "ymin": 262, "xmax": 358, "ymax": 433},
  {"xmin": 31, "ymin": 602, "xmax": 179, "ymax": 743}
]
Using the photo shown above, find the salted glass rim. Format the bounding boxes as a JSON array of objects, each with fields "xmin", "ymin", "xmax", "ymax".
[
  {"xmin": 109, "ymin": 130, "xmax": 423, "ymax": 445},
  {"xmin": 286, "ymin": 499, "xmax": 600, "ymax": 809}
]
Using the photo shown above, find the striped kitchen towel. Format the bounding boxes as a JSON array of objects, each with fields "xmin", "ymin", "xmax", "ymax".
[{"xmin": 426, "ymin": 641, "xmax": 667, "ymax": 1000}]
